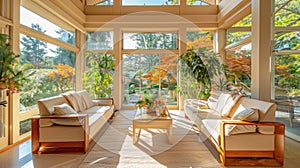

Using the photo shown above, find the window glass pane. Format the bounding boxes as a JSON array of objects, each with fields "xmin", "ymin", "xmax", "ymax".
[
  {"xmin": 20, "ymin": 34, "xmax": 76, "ymax": 112},
  {"xmin": 225, "ymin": 43, "xmax": 252, "ymax": 96},
  {"xmin": 20, "ymin": 6, "xmax": 75, "ymax": 46},
  {"xmin": 232, "ymin": 14, "xmax": 252, "ymax": 27},
  {"xmin": 83, "ymin": 52, "xmax": 114, "ymax": 98},
  {"xmin": 275, "ymin": 31, "xmax": 300, "ymax": 51},
  {"xmin": 122, "ymin": 54, "xmax": 178, "ymax": 106},
  {"xmin": 275, "ymin": 54, "xmax": 300, "ymax": 97},
  {"xmin": 275, "ymin": 0, "xmax": 300, "ymax": 27},
  {"xmin": 186, "ymin": 31, "xmax": 214, "ymax": 50},
  {"xmin": 86, "ymin": 32, "xmax": 113, "ymax": 50},
  {"xmin": 86, "ymin": 0, "xmax": 113, "ymax": 6},
  {"xmin": 122, "ymin": 0, "xmax": 178, "ymax": 6},
  {"xmin": 227, "ymin": 31, "xmax": 251, "ymax": 45},
  {"xmin": 123, "ymin": 33, "xmax": 177, "ymax": 49},
  {"xmin": 186, "ymin": 0, "xmax": 213, "ymax": 5},
  {"xmin": 20, "ymin": 119, "xmax": 31, "ymax": 135}
]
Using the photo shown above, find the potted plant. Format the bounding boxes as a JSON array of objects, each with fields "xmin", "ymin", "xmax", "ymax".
[
  {"xmin": 0, "ymin": 34, "xmax": 34, "ymax": 107},
  {"xmin": 178, "ymin": 47, "xmax": 223, "ymax": 98},
  {"xmin": 0, "ymin": 34, "xmax": 34, "ymax": 92}
]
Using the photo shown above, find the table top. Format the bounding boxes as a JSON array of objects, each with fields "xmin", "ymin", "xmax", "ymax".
[{"xmin": 134, "ymin": 107, "xmax": 171, "ymax": 120}]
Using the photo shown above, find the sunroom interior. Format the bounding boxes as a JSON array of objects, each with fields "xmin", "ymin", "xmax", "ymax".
[{"xmin": 0, "ymin": 0, "xmax": 299, "ymax": 167}]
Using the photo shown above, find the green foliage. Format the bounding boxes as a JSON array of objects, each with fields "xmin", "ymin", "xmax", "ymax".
[
  {"xmin": 19, "ymin": 24, "xmax": 75, "ymax": 110},
  {"xmin": 132, "ymin": 33, "xmax": 176, "ymax": 49},
  {"xmin": 0, "ymin": 34, "xmax": 34, "ymax": 92},
  {"xmin": 178, "ymin": 47, "xmax": 223, "ymax": 98},
  {"xmin": 20, "ymin": 24, "xmax": 48, "ymax": 68},
  {"xmin": 83, "ymin": 51, "xmax": 115, "ymax": 98},
  {"xmin": 51, "ymin": 29, "xmax": 76, "ymax": 67}
]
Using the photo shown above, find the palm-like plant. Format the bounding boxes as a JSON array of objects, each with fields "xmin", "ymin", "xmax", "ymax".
[{"xmin": 0, "ymin": 34, "xmax": 33, "ymax": 92}]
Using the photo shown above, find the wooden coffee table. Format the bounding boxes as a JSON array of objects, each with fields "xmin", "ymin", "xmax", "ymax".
[{"xmin": 132, "ymin": 107, "xmax": 172, "ymax": 144}]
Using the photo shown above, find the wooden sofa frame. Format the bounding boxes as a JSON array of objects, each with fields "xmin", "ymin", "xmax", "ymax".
[
  {"xmin": 31, "ymin": 114, "xmax": 89, "ymax": 154},
  {"xmin": 206, "ymin": 120, "xmax": 285, "ymax": 167}
]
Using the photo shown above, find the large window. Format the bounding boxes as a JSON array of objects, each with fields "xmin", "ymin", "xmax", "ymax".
[
  {"xmin": 122, "ymin": 53, "xmax": 177, "ymax": 106},
  {"xmin": 122, "ymin": 32, "xmax": 178, "ymax": 107},
  {"xmin": 84, "ymin": 31, "xmax": 114, "ymax": 98},
  {"xmin": 123, "ymin": 32, "xmax": 177, "ymax": 49},
  {"xmin": 273, "ymin": 0, "xmax": 300, "ymax": 98},
  {"xmin": 86, "ymin": 31, "xmax": 113, "ymax": 50},
  {"xmin": 19, "ymin": 35, "xmax": 75, "ymax": 112},
  {"xmin": 186, "ymin": 31, "xmax": 214, "ymax": 49},
  {"xmin": 19, "ymin": 6, "xmax": 76, "ymax": 136},
  {"xmin": 20, "ymin": 6, "xmax": 75, "ymax": 46}
]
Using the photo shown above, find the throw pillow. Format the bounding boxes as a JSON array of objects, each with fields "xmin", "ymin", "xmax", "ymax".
[
  {"xmin": 72, "ymin": 92, "xmax": 86, "ymax": 112},
  {"xmin": 62, "ymin": 92, "xmax": 86, "ymax": 112},
  {"xmin": 62, "ymin": 93, "xmax": 79, "ymax": 111},
  {"xmin": 53, "ymin": 103, "xmax": 77, "ymax": 115},
  {"xmin": 78, "ymin": 90, "xmax": 94, "ymax": 109},
  {"xmin": 214, "ymin": 93, "xmax": 231, "ymax": 114},
  {"xmin": 231, "ymin": 108, "xmax": 259, "ymax": 122}
]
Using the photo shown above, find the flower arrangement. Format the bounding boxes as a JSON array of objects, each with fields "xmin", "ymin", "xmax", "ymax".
[
  {"xmin": 136, "ymin": 94, "xmax": 166, "ymax": 109},
  {"xmin": 135, "ymin": 93, "xmax": 154, "ymax": 108}
]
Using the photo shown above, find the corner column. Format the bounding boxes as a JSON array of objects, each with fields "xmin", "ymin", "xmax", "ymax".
[
  {"xmin": 75, "ymin": 30, "xmax": 85, "ymax": 91},
  {"xmin": 251, "ymin": 0, "xmax": 272, "ymax": 101},
  {"xmin": 216, "ymin": 29, "xmax": 226, "ymax": 64}
]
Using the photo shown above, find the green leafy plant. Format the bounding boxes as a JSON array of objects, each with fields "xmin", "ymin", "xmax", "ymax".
[
  {"xmin": 83, "ymin": 51, "xmax": 115, "ymax": 98},
  {"xmin": 0, "ymin": 34, "xmax": 34, "ymax": 92},
  {"xmin": 178, "ymin": 47, "xmax": 223, "ymax": 98}
]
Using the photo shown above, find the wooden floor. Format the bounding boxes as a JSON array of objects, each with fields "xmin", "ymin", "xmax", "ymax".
[{"xmin": 0, "ymin": 110, "xmax": 300, "ymax": 168}]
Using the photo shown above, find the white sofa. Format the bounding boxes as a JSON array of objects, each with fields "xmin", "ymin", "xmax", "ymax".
[
  {"xmin": 32, "ymin": 90, "xmax": 114, "ymax": 153},
  {"xmin": 184, "ymin": 92, "xmax": 285, "ymax": 166}
]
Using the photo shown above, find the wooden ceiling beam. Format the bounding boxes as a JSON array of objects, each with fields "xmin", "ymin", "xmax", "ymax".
[
  {"xmin": 218, "ymin": 0, "xmax": 251, "ymax": 29},
  {"xmin": 31, "ymin": 0, "xmax": 85, "ymax": 33}
]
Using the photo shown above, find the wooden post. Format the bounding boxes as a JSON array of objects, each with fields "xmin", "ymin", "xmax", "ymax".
[
  {"xmin": 251, "ymin": 0, "xmax": 272, "ymax": 101},
  {"xmin": 75, "ymin": 30, "xmax": 85, "ymax": 91}
]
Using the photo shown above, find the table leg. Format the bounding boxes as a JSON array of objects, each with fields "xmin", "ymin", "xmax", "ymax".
[
  {"xmin": 169, "ymin": 125, "xmax": 172, "ymax": 145},
  {"xmin": 132, "ymin": 125, "xmax": 136, "ymax": 144}
]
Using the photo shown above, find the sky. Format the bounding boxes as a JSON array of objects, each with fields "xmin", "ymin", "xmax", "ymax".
[{"xmin": 20, "ymin": 6, "xmax": 65, "ymax": 56}]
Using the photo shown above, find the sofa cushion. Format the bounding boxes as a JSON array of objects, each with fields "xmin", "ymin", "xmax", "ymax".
[
  {"xmin": 221, "ymin": 94, "xmax": 244, "ymax": 118},
  {"xmin": 39, "ymin": 119, "xmax": 54, "ymax": 127},
  {"xmin": 225, "ymin": 124, "xmax": 257, "ymax": 136},
  {"xmin": 231, "ymin": 108, "xmax": 259, "ymax": 122},
  {"xmin": 214, "ymin": 93, "xmax": 231, "ymax": 114},
  {"xmin": 230, "ymin": 97, "xmax": 276, "ymax": 122},
  {"xmin": 53, "ymin": 103, "xmax": 77, "ymax": 115},
  {"xmin": 92, "ymin": 99, "xmax": 113, "ymax": 106},
  {"xmin": 62, "ymin": 92, "xmax": 86, "ymax": 112},
  {"xmin": 80, "ymin": 106, "xmax": 113, "ymax": 126},
  {"xmin": 77, "ymin": 90, "xmax": 94, "ymax": 109},
  {"xmin": 51, "ymin": 118, "xmax": 84, "ymax": 126},
  {"xmin": 38, "ymin": 96, "xmax": 68, "ymax": 116}
]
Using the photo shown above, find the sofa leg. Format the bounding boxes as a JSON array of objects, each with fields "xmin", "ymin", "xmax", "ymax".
[{"xmin": 31, "ymin": 117, "xmax": 40, "ymax": 154}]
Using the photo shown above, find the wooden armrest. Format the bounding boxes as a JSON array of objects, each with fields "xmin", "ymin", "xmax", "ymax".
[
  {"xmin": 220, "ymin": 120, "xmax": 285, "ymax": 127},
  {"xmin": 94, "ymin": 98, "xmax": 114, "ymax": 105},
  {"xmin": 32, "ymin": 114, "xmax": 88, "ymax": 120}
]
